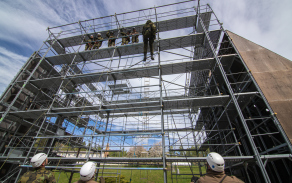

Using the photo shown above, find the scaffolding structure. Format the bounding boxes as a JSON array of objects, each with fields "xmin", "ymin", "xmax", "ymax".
[{"xmin": 0, "ymin": 1, "xmax": 291, "ymax": 182}]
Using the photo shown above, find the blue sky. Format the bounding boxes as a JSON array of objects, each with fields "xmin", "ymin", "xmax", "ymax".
[
  {"xmin": 0, "ymin": 0, "xmax": 291, "ymax": 95},
  {"xmin": 1, "ymin": 0, "xmax": 291, "ymax": 151}
]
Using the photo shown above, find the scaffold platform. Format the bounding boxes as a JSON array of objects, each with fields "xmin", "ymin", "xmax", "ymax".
[{"xmin": 0, "ymin": 1, "xmax": 291, "ymax": 183}]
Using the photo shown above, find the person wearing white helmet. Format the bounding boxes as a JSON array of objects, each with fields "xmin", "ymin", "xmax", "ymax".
[
  {"xmin": 196, "ymin": 152, "xmax": 244, "ymax": 183},
  {"xmin": 17, "ymin": 153, "xmax": 56, "ymax": 183},
  {"xmin": 106, "ymin": 31, "xmax": 116, "ymax": 47},
  {"xmin": 131, "ymin": 27, "xmax": 139, "ymax": 43},
  {"xmin": 84, "ymin": 34, "xmax": 95, "ymax": 50},
  {"xmin": 93, "ymin": 33, "xmax": 103, "ymax": 49},
  {"xmin": 74, "ymin": 162, "xmax": 98, "ymax": 183}
]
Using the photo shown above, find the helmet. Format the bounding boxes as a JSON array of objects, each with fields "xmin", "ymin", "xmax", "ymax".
[
  {"xmin": 90, "ymin": 35, "xmax": 93, "ymax": 37},
  {"xmin": 110, "ymin": 31, "xmax": 114, "ymax": 34},
  {"xmin": 31, "ymin": 153, "xmax": 47, "ymax": 168},
  {"xmin": 97, "ymin": 33, "xmax": 101, "ymax": 36},
  {"xmin": 132, "ymin": 27, "xmax": 136, "ymax": 30},
  {"xmin": 80, "ymin": 162, "xmax": 96, "ymax": 181},
  {"xmin": 146, "ymin": 20, "xmax": 152, "ymax": 24},
  {"xmin": 206, "ymin": 152, "xmax": 225, "ymax": 172}
]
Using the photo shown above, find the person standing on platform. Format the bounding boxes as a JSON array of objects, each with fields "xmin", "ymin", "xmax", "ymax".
[
  {"xmin": 121, "ymin": 29, "xmax": 131, "ymax": 45},
  {"xmin": 74, "ymin": 162, "xmax": 98, "ymax": 183},
  {"xmin": 17, "ymin": 153, "xmax": 56, "ymax": 183},
  {"xmin": 106, "ymin": 31, "xmax": 116, "ymax": 47},
  {"xmin": 131, "ymin": 27, "xmax": 139, "ymax": 43},
  {"xmin": 196, "ymin": 152, "xmax": 244, "ymax": 183},
  {"xmin": 92, "ymin": 33, "xmax": 103, "ymax": 49},
  {"xmin": 142, "ymin": 20, "xmax": 156, "ymax": 61},
  {"xmin": 84, "ymin": 35, "xmax": 95, "ymax": 50}
]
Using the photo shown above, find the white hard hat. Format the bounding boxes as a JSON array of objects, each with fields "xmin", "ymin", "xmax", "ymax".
[
  {"xmin": 80, "ymin": 162, "xmax": 96, "ymax": 181},
  {"xmin": 97, "ymin": 33, "xmax": 101, "ymax": 36},
  {"xmin": 206, "ymin": 152, "xmax": 225, "ymax": 172},
  {"xmin": 31, "ymin": 153, "xmax": 47, "ymax": 168}
]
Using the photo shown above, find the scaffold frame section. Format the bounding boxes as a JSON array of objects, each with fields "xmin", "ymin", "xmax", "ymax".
[{"xmin": 0, "ymin": 1, "xmax": 292, "ymax": 183}]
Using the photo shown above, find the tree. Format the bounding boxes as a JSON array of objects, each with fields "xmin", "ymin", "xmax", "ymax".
[
  {"xmin": 109, "ymin": 148, "xmax": 127, "ymax": 157},
  {"xmin": 169, "ymin": 146, "xmax": 174, "ymax": 156},
  {"xmin": 186, "ymin": 146, "xmax": 197, "ymax": 157},
  {"xmin": 149, "ymin": 141, "xmax": 162, "ymax": 157},
  {"xmin": 179, "ymin": 145, "xmax": 184, "ymax": 156},
  {"xmin": 127, "ymin": 146, "xmax": 146, "ymax": 157}
]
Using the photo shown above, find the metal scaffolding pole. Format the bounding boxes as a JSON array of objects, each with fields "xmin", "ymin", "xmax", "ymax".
[
  {"xmin": 196, "ymin": 8, "xmax": 271, "ymax": 183},
  {"xmin": 154, "ymin": 6, "xmax": 167, "ymax": 183},
  {"xmin": 1, "ymin": 2, "xmax": 291, "ymax": 182},
  {"xmin": 0, "ymin": 32, "xmax": 61, "ymax": 126},
  {"xmin": 207, "ymin": 3, "xmax": 292, "ymax": 154}
]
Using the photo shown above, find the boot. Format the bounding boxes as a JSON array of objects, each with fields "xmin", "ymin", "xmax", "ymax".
[
  {"xmin": 151, "ymin": 53, "xmax": 154, "ymax": 60},
  {"xmin": 143, "ymin": 53, "xmax": 147, "ymax": 61}
]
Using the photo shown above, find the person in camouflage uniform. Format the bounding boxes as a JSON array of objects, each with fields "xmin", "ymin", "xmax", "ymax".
[
  {"xmin": 92, "ymin": 33, "xmax": 103, "ymax": 49},
  {"xmin": 74, "ymin": 162, "xmax": 98, "ymax": 183},
  {"xmin": 196, "ymin": 152, "xmax": 244, "ymax": 183},
  {"xmin": 84, "ymin": 35, "xmax": 95, "ymax": 50},
  {"xmin": 131, "ymin": 27, "xmax": 139, "ymax": 43},
  {"xmin": 142, "ymin": 20, "xmax": 156, "ymax": 61},
  {"xmin": 106, "ymin": 31, "xmax": 116, "ymax": 47},
  {"xmin": 17, "ymin": 153, "xmax": 56, "ymax": 183},
  {"xmin": 121, "ymin": 29, "xmax": 131, "ymax": 45}
]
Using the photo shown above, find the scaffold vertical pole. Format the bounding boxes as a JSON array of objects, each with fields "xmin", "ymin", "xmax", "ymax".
[
  {"xmin": 154, "ymin": 6, "xmax": 167, "ymax": 183},
  {"xmin": 0, "ymin": 32, "xmax": 62, "ymax": 126},
  {"xmin": 196, "ymin": 8, "xmax": 271, "ymax": 183},
  {"xmin": 206, "ymin": 3, "xmax": 292, "ymax": 154}
]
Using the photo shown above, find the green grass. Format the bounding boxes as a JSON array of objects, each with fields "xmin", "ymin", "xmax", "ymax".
[
  {"xmin": 54, "ymin": 170, "xmax": 80, "ymax": 183},
  {"xmin": 53, "ymin": 165, "xmax": 206, "ymax": 183}
]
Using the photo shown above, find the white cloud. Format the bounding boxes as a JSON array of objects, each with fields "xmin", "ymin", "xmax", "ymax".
[
  {"xmin": 0, "ymin": 47, "xmax": 28, "ymax": 93},
  {"xmin": 209, "ymin": 0, "xmax": 292, "ymax": 60}
]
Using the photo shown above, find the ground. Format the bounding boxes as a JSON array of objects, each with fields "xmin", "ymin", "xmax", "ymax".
[{"xmin": 53, "ymin": 165, "xmax": 206, "ymax": 183}]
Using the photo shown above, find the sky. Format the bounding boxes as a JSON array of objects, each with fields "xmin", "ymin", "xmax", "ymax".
[
  {"xmin": 0, "ymin": 0, "xmax": 291, "ymax": 150},
  {"xmin": 0, "ymin": 0, "xmax": 291, "ymax": 95}
]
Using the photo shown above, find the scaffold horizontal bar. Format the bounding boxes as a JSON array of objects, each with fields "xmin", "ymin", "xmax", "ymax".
[
  {"xmin": 20, "ymin": 165, "xmax": 165, "ymax": 170},
  {"xmin": 103, "ymin": 128, "xmax": 234, "ymax": 134},
  {"xmin": 34, "ymin": 132, "xmax": 162, "ymax": 139},
  {"xmin": 2, "ymin": 154, "xmax": 290, "ymax": 163},
  {"xmin": 6, "ymin": 94, "xmax": 233, "ymax": 118},
  {"xmin": 5, "ymin": 92, "xmax": 257, "ymax": 119},
  {"xmin": 45, "ymin": 30, "xmax": 221, "ymax": 66},
  {"xmin": 20, "ymin": 54, "xmax": 235, "ymax": 91},
  {"xmin": 48, "ymin": 0, "xmax": 198, "ymax": 29},
  {"xmin": 49, "ymin": 14, "xmax": 202, "ymax": 51}
]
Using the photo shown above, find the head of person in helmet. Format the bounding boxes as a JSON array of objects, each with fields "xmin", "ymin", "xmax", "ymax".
[
  {"xmin": 127, "ymin": 29, "xmax": 131, "ymax": 35},
  {"xmin": 97, "ymin": 33, "xmax": 101, "ymax": 37},
  {"xmin": 80, "ymin": 162, "xmax": 96, "ymax": 181},
  {"xmin": 146, "ymin": 20, "xmax": 152, "ymax": 24},
  {"xmin": 206, "ymin": 152, "xmax": 225, "ymax": 172},
  {"xmin": 31, "ymin": 153, "xmax": 48, "ymax": 168}
]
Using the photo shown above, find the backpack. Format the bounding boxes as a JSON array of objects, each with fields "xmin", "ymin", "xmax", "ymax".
[{"xmin": 143, "ymin": 23, "xmax": 156, "ymax": 38}]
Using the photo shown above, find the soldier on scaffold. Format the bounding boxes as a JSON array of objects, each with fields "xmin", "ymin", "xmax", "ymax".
[
  {"xmin": 121, "ymin": 29, "xmax": 131, "ymax": 45},
  {"xmin": 142, "ymin": 20, "xmax": 156, "ymax": 61},
  {"xmin": 106, "ymin": 31, "xmax": 116, "ymax": 47},
  {"xmin": 92, "ymin": 33, "xmax": 103, "ymax": 49},
  {"xmin": 84, "ymin": 34, "xmax": 95, "ymax": 50},
  {"xmin": 131, "ymin": 27, "xmax": 139, "ymax": 43}
]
